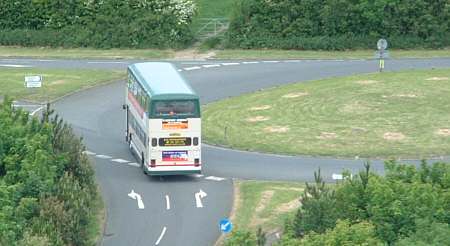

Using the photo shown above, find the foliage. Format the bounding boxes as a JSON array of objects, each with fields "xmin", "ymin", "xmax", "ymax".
[
  {"xmin": 226, "ymin": 0, "xmax": 450, "ymax": 50},
  {"xmin": 0, "ymin": 0, "xmax": 197, "ymax": 48},
  {"xmin": 280, "ymin": 160, "xmax": 450, "ymax": 245},
  {"xmin": 299, "ymin": 220, "xmax": 382, "ymax": 246},
  {"xmin": 224, "ymin": 228, "xmax": 257, "ymax": 246},
  {"xmin": 0, "ymin": 99, "xmax": 99, "ymax": 245}
]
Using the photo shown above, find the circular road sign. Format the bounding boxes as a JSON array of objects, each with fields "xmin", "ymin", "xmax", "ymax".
[
  {"xmin": 377, "ymin": 39, "xmax": 388, "ymax": 50},
  {"xmin": 219, "ymin": 218, "xmax": 233, "ymax": 233}
]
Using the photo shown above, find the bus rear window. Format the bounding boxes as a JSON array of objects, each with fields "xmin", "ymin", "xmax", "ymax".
[{"xmin": 153, "ymin": 100, "xmax": 197, "ymax": 117}]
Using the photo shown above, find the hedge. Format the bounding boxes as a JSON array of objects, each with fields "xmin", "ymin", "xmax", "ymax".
[{"xmin": 226, "ymin": 0, "xmax": 450, "ymax": 50}]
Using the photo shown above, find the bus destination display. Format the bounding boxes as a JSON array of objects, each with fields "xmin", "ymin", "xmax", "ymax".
[{"xmin": 159, "ymin": 137, "xmax": 191, "ymax": 146}]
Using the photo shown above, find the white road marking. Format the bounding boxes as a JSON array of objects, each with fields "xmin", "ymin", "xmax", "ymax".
[
  {"xmin": 82, "ymin": 150, "xmax": 96, "ymax": 155},
  {"xmin": 262, "ymin": 60, "xmax": 280, "ymax": 63},
  {"xmin": 96, "ymin": 154, "xmax": 112, "ymax": 159},
  {"xmin": 128, "ymin": 162, "xmax": 140, "ymax": 167},
  {"xmin": 178, "ymin": 69, "xmax": 183, "ymax": 72},
  {"xmin": 38, "ymin": 59, "xmax": 56, "ymax": 62},
  {"xmin": 205, "ymin": 176, "xmax": 226, "ymax": 181},
  {"xmin": 202, "ymin": 64, "xmax": 220, "ymax": 68},
  {"xmin": 30, "ymin": 106, "xmax": 43, "ymax": 116},
  {"xmin": 242, "ymin": 61, "xmax": 259, "ymax": 64},
  {"xmin": 283, "ymin": 60, "xmax": 301, "ymax": 63},
  {"xmin": 155, "ymin": 227, "xmax": 167, "ymax": 245},
  {"xmin": 87, "ymin": 61, "xmax": 128, "ymax": 64},
  {"xmin": 128, "ymin": 190, "xmax": 145, "ymax": 209},
  {"xmin": 184, "ymin": 66, "xmax": 201, "ymax": 71},
  {"xmin": 165, "ymin": 195, "xmax": 170, "ymax": 210},
  {"xmin": 195, "ymin": 189, "xmax": 207, "ymax": 208},
  {"xmin": 112, "ymin": 158, "xmax": 129, "ymax": 163},
  {"xmin": 332, "ymin": 173, "xmax": 343, "ymax": 180},
  {"xmin": 222, "ymin": 62, "xmax": 240, "ymax": 66},
  {"xmin": 193, "ymin": 174, "xmax": 204, "ymax": 178},
  {"xmin": 0, "ymin": 64, "xmax": 32, "ymax": 68}
]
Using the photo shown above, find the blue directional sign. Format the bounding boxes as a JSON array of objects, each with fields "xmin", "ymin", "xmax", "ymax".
[{"xmin": 219, "ymin": 219, "xmax": 233, "ymax": 233}]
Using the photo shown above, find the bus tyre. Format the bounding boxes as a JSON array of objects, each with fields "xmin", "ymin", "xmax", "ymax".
[{"xmin": 141, "ymin": 152, "xmax": 148, "ymax": 175}]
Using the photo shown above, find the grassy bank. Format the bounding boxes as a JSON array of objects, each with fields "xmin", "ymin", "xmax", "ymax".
[
  {"xmin": 203, "ymin": 68, "xmax": 450, "ymax": 158},
  {"xmin": 212, "ymin": 48, "xmax": 450, "ymax": 60},
  {"xmin": 233, "ymin": 181, "xmax": 304, "ymax": 233},
  {"xmin": 0, "ymin": 67, "xmax": 125, "ymax": 102},
  {"xmin": 0, "ymin": 46, "xmax": 174, "ymax": 60}
]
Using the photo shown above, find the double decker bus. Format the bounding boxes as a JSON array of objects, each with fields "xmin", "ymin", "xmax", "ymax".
[{"xmin": 124, "ymin": 62, "xmax": 201, "ymax": 175}]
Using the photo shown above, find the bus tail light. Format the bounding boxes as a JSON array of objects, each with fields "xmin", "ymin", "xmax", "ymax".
[
  {"xmin": 194, "ymin": 158, "xmax": 200, "ymax": 167},
  {"xmin": 193, "ymin": 137, "xmax": 199, "ymax": 146},
  {"xmin": 150, "ymin": 159, "xmax": 156, "ymax": 167},
  {"xmin": 151, "ymin": 138, "xmax": 157, "ymax": 147}
]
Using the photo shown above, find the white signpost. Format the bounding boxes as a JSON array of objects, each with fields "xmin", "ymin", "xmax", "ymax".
[
  {"xmin": 25, "ymin": 75, "xmax": 43, "ymax": 88},
  {"xmin": 375, "ymin": 39, "xmax": 389, "ymax": 72}
]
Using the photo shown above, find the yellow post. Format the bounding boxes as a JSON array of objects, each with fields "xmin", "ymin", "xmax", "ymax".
[{"xmin": 379, "ymin": 59, "xmax": 385, "ymax": 72}]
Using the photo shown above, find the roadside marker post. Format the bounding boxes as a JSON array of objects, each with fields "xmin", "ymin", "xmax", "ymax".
[{"xmin": 375, "ymin": 39, "xmax": 389, "ymax": 72}]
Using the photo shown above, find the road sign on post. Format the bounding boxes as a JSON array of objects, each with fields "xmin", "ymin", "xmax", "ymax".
[
  {"xmin": 219, "ymin": 219, "xmax": 233, "ymax": 233},
  {"xmin": 375, "ymin": 39, "xmax": 388, "ymax": 72},
  {"xmin": 24, "ymin": 75, "xmax": 43, "ymax": 88}
]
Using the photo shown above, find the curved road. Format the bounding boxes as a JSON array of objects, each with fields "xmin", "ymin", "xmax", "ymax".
[{"xmin": 3, "ymin": 57, "xmax": 450, "ymax": 245}]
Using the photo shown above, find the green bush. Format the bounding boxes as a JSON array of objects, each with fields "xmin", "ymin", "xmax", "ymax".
[
  {"xmin": 226, "ymin": 0, "xmax": 450, "ymax": 50},
  {"xmin": 0, "ymin": 0, "xmax": 197, "ymax": 48},
  {"xmin": 0, "ymin": 100, "xmax": 100, "ymax": 246}
]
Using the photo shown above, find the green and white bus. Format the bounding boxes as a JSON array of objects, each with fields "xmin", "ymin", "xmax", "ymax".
[{"xmin": 124, "ymin": 62, "xmax": 201, "ymax": 175}]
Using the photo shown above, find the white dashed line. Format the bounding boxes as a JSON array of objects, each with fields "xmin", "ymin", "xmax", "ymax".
[
  {"xmin": 222, "ymin": 62, "xmax": 240, "ymax": 66},
  {"xmin": 112, "ymin": 159, "xmax": 129, "ymax": 164},
  {"xmin": 184, "ymin": 66, "xmax": 201, "ymax": 71},
  {"xmin": 0, "ymin": 64, "xmax": 32, "ymax": 68},
  {"xmin": 202, "ymin": 64, "xmax": 221, "ymax": 68},
  {"xmin": 178, "ymin": 69, "xmax": 183, "ymax": 72},
  {"xmin": 128, "ymin": 162, "xmax": 140, "ymax": 167},
  {"xmin": 38, "ymin": 59, "xmax": 57, "ymax": 62},
  {"xmin": 242, "ymin": 61, "xmax": 259, "ymax": 64},
  {"xmin": 283, "ymin": 60, "xmax": 301, "ymax": 63},
  {"xmin": 205, "ymin": 176, "xmax": 226, "ymax": 181},
  {"xmin": 155, "ymin": 227, "xmax": 167, "ymax": 245},
  {"xmin": 87, "ymin": 61, "xmax": 128, "ymax": 64},
  {"xmin": 194, "ymin": 174, "xmax": 204, "ymax": 178},
  {"xmin": 82, "ymin": 150, "xmax": 96, "ymax": 155},
  {"xmin": 165, "ymin": 195, "xmax": 171, "ymax": 210},
  {"xmin": 262, "ymin": 60, "xmax": 280, "ymax": 63},
  {"xmin": 96, "ymin": 155, "xmax": 112, "ymax": 159}
]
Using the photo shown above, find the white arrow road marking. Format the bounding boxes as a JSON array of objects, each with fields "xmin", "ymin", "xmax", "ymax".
[
  {"xmin": 128, "ymin": 190, "xmax": 145, "ymax": 209},
  {"xmin": 112, "ymin": 158, "xmax": 129, "ymax": 164},
  {"xmin": 202, "ymin": 64, "xmax": 220, "ymax": 68},
  {"xmin": 128, "ymin": 162, "xmax": 140, "ymax": 167},
  {"xmin": 195, "ymin": 189, "xmax": 207, "ymax": 208},
  {"xmin": 96, "ymin": 155, "xmax": 112, "ymax": 159},
  {"xmin": 30, "ymin": 106, "xmax": 43, "ymax": 116},
  {"xmin": 155, "ymin": 227, "xmax": 167, "ymax": 245},
  {"xmin": 205, "ymin": 176, "xmax": 226, "ymax": 181},
  {"xmin": 184, "ymin": 66, "xmax": 201, "ymax": 71},
  {"xmin": 165, "ymin": 195, "xmax": 170, "ymax": 210},
  {"xmin": 82, "ymin": 150, "xmax": 96, "ymax": 155}
]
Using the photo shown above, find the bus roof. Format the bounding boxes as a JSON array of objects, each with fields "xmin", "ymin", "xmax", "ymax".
[{"xmin": 128, "ymin": 62, "xmax": 198, "ymax": 100}]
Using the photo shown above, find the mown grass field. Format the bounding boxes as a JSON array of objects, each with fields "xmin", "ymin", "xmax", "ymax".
[
  {"xmin": 203, "ymin": 68, "xmax": 450, "ymax": 158},
  {"xmin": 0, "ymin": 67, "xmax": 125, "ymax": 102},
  {"xmin": 233, "ymin": 181, "xmax": 304, "ymax": 232}
]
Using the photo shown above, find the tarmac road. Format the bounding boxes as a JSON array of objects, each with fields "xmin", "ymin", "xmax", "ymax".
[{"xmin": 4, "ymin": 57, "xmax": 449, "ymax": 245}]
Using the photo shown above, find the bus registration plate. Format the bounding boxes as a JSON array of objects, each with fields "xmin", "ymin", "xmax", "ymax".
[{"xmin": 162, "ymin": 151, "xmax": 188, "ymax": 162}]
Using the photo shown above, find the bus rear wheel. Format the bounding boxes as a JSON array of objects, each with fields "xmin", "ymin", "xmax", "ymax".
[{"xmin": 141, "ymin": 152, "xmax": 148, "ymax": 175}]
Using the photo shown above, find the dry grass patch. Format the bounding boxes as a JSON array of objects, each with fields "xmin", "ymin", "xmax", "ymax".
[
  {"xmin": 249, "ymin": 105, "xmax": 272, "ymax": 111},
  {"xmin": 340, "ymin": 101, "xmax": 370, "ymax": 113},
  {"xmin": 426, "ymin": 77, "xmax": 449, "ymax": 81},
  {"xmin": 355, "ymin": 80, "xmax": 379, "ymax": 85},
  {"xmin": 436, "ymin": 128, "xmax": 450, "ymax": 137},
  {"xmin": 316, "ymin": 132, "xmax": 338, "ymax": 140},
  {"xmin": 264, "ymin": 126, "xmax": 289, "ymax": 133},
  {"xmin": 383, "ymin": 132, "xmax": 406, "ymax": 141},
  {"xmin": 282, "ymin": 92, "xmax": 308, "ymax": 98},
  {"xmin": 275, "ymin": 199, "xmax": 301, "ymax": 214},
  {"xmin": 247, "ymin": 116, "xmax": 270, "ymax": 122}
]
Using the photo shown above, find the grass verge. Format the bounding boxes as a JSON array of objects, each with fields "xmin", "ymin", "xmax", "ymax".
[
  {"xmin": 233, "ymin": 181, "xmax": 304, "ymax": 233},
  {"xmin": 0, "ymin": 46, "xmax": 174, "ymax": 60},
  {"xmin": 0, "ymin": 67, "xmax": 125, "ymax": 102},
  {"xmin": 211, "ymin": 48, "xmax": 450, "ymax": 60},
  {"xmin": 203, "ymin": 68, "xmax": 450, "ymax": 158},
  {"xmin": 87, "ymin": 185, "xmax": 106, "ymax": 245}
]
